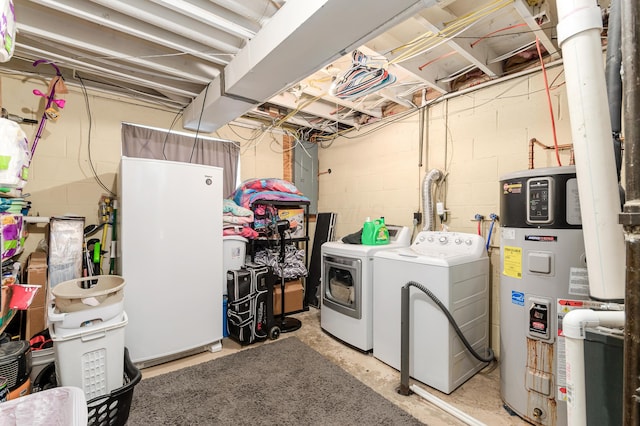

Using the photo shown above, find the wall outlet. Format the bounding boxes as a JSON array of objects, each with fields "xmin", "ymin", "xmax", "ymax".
[{"xmin": 413, "ymin": 212, "xmax": 422, "ymax": 224}]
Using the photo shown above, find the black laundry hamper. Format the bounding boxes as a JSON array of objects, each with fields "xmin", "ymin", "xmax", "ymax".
[{"xmin": 33, "ymin": 347, "xmax": 141, "ymax": 426}]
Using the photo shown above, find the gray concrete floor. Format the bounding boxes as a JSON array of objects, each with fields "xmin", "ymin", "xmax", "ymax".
[{"xmin": 142, "ymin": 307, "xmax": 528, "ymax": 425}]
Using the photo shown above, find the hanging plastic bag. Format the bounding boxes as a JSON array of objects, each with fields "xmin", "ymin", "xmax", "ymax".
[{"xmin": 0, "ymin": 118, "xmax": 30, "ymax": 191}]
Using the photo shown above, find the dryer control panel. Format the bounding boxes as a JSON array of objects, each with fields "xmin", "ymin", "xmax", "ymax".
[{"xmin": 411, "ymin": 231, "xmax": 486, "ymax": 259}]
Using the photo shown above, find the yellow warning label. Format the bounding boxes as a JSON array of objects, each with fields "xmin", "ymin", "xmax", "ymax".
[
  {"xmin": 503, "ymin": 246, "xmax": 522, "ymax": 279},
  {"xmin": 503, "ymin": 182, "xmax": 523, "ymax": 194}
]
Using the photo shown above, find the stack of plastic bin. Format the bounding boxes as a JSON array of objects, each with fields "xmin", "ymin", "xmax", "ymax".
[{"xmin": 49, "ymin": 275, "xmax": 126, "ymax": 400}]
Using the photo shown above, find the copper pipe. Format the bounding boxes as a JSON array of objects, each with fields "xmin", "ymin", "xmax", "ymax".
[{"xmin": 528, "ymin": 137, "xmax": 573, "ymax": 169}]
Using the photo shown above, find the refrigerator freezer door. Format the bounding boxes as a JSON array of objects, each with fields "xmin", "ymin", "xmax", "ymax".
[{"xmin": 120, "ymin": 156, "xmax": 223, "ymax": 365}]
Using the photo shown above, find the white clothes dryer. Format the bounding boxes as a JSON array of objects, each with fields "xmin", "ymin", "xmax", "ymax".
[
  {"xmin": 372, "ymin": 231, "xmax": 490, "ymax": 394},
  {"xmin": 320, "ymin": 225, "xmax": 411, "ymax": 352}
]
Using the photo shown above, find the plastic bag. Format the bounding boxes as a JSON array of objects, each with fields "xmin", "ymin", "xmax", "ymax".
[{"xmin": 0, "ymin": 118, "xmax": 30, "ymax": 190}]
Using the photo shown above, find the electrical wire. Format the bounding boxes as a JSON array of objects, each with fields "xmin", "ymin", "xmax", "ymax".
[
  {"xmin": 162, "ymin": 108, "xmax": 185, "ymax": 160},
  {"xmin": 188, "ymin": 82, "xmax": 211, "ymax": 163},
  {"xmin": 77, "ymin": 74, "xmax": 116, "ymax": 197},
  {"xmin": 535, "ymin": 37, "xmax": 562, "ymax": 167},
  {"xmin": 388, "ymin": 0, "xmax": 515, "ymax": 65},
  {"xmin": 470, "ymin": 22, "xmax": 528, "ymax": 47}
]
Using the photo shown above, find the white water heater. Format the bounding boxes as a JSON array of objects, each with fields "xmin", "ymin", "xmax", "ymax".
[{"xmin": 499, "ymin": 166, "xmax": 590, "ymax": 426}]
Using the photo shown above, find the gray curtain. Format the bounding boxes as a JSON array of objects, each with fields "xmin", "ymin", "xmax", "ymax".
[{"xmin": 121, "ymin": 123, "xmax": 239, "ymax": 197}]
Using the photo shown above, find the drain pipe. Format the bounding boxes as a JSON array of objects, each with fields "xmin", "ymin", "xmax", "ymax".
[
  {"xmin": 606, "ymin": 0, "xmax": 623, "ymax": 185},
  {"xmin": 556, "ymin": 0, "xmax": 625, "ymax": 301},
  {"xmin": 562, "ymin": 309, "xmax": 625, "ymax": 425},
  {"xmin": 620, "ymin": 0, "xmax": 640, "ymax": 423},
  {"xmin": 397, "ymin": 283, "xmax": 487, "ymax": 426}
]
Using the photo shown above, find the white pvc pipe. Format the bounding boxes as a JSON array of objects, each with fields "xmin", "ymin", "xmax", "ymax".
[
  {"xmin": 410, "ymin": 384, "xmax": 487, "ymax": 426},
  {"xmin": 556, "ymin": 0, "xmax": 626, "ymax": 301},
  {"xmin": 562, "ymin": 309, "xmax": 625, "ymax": 426}
]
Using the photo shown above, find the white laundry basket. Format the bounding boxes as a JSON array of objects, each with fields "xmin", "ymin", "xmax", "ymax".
[{"xmin": 50, "ymin": 311, "xmax": 127, "ymax": 400}]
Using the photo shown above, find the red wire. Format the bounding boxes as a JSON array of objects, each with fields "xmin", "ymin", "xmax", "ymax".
[
  {"xmin": 535, "ymin": 37, "xmax": 562, "ymax": 167},
  {"xmin": 477, "ymin": 220, "xmax": 481, "ymax": 236},
  {"xmin": 470, "ymin": 23, "xmax": 528, "ymax": 48}
]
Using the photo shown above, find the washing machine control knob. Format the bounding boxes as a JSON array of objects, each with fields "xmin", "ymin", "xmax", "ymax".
[
  {"xmin": 426, "ymin": 236, "xmax": 433, "ymax": 242},
  {"xmin": 465, "ymin": 239, "xmax": 473, "ymax": 246},
  {"xmin": 455, "ymin": 238, "xmax": 462, "ymax": 245},
  {"xmin": 418, "ymin": 235, "xmax": 426, "ymax": 242},
  {"xmin": 439, "ymin": 236, "xmax": 448, "ymax": 244}
]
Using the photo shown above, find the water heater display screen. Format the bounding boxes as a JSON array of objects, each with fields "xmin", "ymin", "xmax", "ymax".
[{"xmin": 527, "ymin": 177, "xmax": 553, "ymax": 224}]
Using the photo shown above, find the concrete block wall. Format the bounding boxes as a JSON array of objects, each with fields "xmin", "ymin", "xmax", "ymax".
[
  {"xmin": 4, "ymin": 62, "xmax": 581, "ymax": 358},
  {"xmin": 3, "ymin": 73, "xmax": 283, "ymax": 258},
  {"xmin": 316, "ymin": 64, "xmax": 575, "ymax": 355}
]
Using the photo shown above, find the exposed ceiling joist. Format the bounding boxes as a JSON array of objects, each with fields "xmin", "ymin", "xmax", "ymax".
[
  {"xmin": 268, "ymin": 91, "xmax": 361, "ymax": 128},
  {"xmin": 411, "ymin": 14, "xmax": 502, "ymax": 79},
  {"xmin": 300, "ymin": 85, "xmax": 383, "ymax": 119},
  {"xmin": 512, "ymin": 0, "xmax": 559, "ymax": 59},
  {"xmin": 183, "ymin": 0, "xmax": 434, "ymax": 132},
  {"xmin": 89, "ymin": 0, "xmax": 245, "ymax": 53},
  {"xmin": 9, "ymin": 0, "xmax": 595, "ymax": 137},
  {"xmin": 150, "ymin": 0, "xmax": 260, "ymax": 39},
  {"xmin": 31, "ymin": 0, "xmax": 232, "ymax": 66}
]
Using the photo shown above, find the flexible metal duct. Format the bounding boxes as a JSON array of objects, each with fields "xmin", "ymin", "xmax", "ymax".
[{"xmin": 422, "ymin": 168, "xmax": 442, "ymax": 232}]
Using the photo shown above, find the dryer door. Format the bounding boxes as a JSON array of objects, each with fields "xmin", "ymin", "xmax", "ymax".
[{"xmin": 322, "ymin": 254, "xmax": 362, "ymax": 319}]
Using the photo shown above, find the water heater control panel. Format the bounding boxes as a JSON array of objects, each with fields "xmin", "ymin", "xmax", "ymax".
[
  {"xmin": 527, "ymin": 177, "xmax": 553, "ymax": 224},
  {"xmin": 411, "ymin": 231, "xmax": 486, "ymax": 259}
]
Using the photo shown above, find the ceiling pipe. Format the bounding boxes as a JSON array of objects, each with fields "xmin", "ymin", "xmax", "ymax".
[
  {"xmin": 606, "ymin": 0, "xmax": 623, "ymax": 184},
  {"xmin": 620, "ymin": 0, "xmax": 640, "ymax": 423},
  {"xmin": 556, "ymin": 0, "xmax": 625, "ymax": 301}
]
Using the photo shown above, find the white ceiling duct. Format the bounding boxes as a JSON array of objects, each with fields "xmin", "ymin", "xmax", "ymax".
[{"xmin": 183, "ymin": 0, "xmax": 436, "ymax": 132}]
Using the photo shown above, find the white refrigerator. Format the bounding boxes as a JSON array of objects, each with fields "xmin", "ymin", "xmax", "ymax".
[{"xmin": 119, "ymin": 156, "xmax": 223, "ymax": 367}]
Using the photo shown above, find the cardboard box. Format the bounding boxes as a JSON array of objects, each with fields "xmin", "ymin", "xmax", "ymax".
[
  {"xmin": 25, "ymin": 252, "xmax": 48, "ymax": 308},
  {"xmin": 273, "ymin": 279, "xmax": 304, "ymax": 315},
  {"xmin": 23, "ymin": 251, "xmax": 48, "ymax": 339},
  {"xmin": 0, "ymin": 285, "xmax": 11, "ymax": 331}
]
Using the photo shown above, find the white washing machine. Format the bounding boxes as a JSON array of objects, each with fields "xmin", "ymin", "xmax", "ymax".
[
  {"xmin": 372, "ymin": 231, "xmax": 490, "ymax": 394},
  {"xmin": 320, "ymin": 225, "xmax": 411, "ymax": 352}
]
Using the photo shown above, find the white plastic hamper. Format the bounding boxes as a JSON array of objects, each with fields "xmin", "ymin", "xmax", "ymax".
[{"xmin": 50, "ymin": 311, "xmax": 127, "ymax": 400}]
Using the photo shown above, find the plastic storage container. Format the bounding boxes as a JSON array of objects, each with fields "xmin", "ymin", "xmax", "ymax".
[
  {"xmin": 30, "ymin": 346, "xmax": 55, "ymax": 385},
  {"xmin": 0, "ymin": 386, "xmax": 87, "ymax": 425},
  {"xmin": 29, "ymin": 348, "xmax": 141, "ymax": 426},
  {"xmin": 223, "ymin": 236, "xmax": 247, "ymax": 295},
  {"xmin": 50, "ymin": 311, "xmax": 127, "ymax": 400}
]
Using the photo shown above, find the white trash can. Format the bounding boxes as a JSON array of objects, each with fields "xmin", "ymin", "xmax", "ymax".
[{"xmin": 223, "ymin": 236, "xmax": 247, "ymax": 295}]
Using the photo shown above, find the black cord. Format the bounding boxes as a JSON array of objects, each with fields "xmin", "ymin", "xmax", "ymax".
[
  {"xmin": 161, "ymin": 108, "xmax": 185, "ymax": 160},
  {"xmin": 77, "ymin": 74, "xmax": 116, "ymax": 197},
  {"xmin": 406, "ymin": 280, "xmax": 495, "ymax": 363},
  {"xmin": 189, "ymin": 82, "xmax": 211, "ymax": 163}
]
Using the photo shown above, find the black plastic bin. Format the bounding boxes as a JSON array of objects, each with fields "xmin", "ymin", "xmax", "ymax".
[{"xmin": 32, "ymin": 347, "xmax": 141, "ymax": 426}]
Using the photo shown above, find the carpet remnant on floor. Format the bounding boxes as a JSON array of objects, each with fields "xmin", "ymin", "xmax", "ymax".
[{"xmin": 128, "ymin": 336, "xmax": 423, "ymax": 425}]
